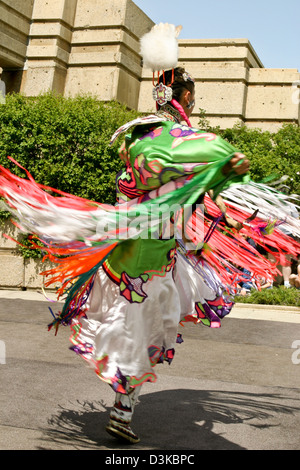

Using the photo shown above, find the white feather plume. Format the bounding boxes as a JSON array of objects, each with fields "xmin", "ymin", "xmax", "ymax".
[{"xmin": 140, "ymin": 23, "xmax": 182, "ymax": 72}]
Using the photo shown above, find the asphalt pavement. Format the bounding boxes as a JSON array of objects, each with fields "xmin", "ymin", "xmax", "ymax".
[{"xmin": 0, "ymin": 289, "xmax": 300, "ymax": 452}]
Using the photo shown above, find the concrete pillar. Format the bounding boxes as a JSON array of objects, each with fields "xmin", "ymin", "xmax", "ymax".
[
  {"xmin": 0, "ymin": 0, "xmax": 34, "ymax": 69},
  {"xmin": 0, "ymin": 0, "xmax": 34, "ymax": 93},
  {"xmin": 64, "ymin": 0, "xmax": 153, "ymax": 108},
  {"xmin": 21, "ymin": 0, "xmax": 78, "ymax": 96}
]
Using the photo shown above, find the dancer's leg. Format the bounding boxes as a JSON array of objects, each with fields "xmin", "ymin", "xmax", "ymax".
[
  {"xmin": 282, "ymin": 255, "xmax": 292, "ymax": 287},
  {"xmin": 106, "ymin": 386, "xmax": 142, "ymax": 444}
]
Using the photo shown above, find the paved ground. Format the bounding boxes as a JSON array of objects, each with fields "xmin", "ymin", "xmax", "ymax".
[{"xmin": 0, "ymin": 289, "xmax": 300, "ymax": 453}]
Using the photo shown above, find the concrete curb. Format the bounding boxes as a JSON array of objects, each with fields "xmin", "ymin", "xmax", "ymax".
[
  {"xmin": 235, "ymin": 303, "xmax": 300, "ymax": 312},
  {"xmin": 0, "ymin": 289, "xmax": 299, "ymax": 311},
  {"xmin": 0, "ymin": 289, "xmax": 299, "ymax": 323}
]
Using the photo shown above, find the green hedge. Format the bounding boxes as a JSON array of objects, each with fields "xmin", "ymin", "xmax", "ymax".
[
  {"xmin": 198, "ymin": 109, "xmax": 300, "ymax": 195},
  {"xmin": 0, "ymin": 95, "xmax": 299, "ymax": 265},
  {"xmin": 0, "ymin": 93, "xmax": 140, "ymax": 205},
  {"xmin": 235, "ymin": 286, "xmax": 300, "ymax": 307},
  {"xmin": 1, "ymin": 95, "xmax": 299, "ymax": 204},
  {"xmin": 0, "ymin": 93, "xmax": 140, "ymax": 257}
]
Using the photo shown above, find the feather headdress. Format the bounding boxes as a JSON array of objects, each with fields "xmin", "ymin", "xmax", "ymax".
[
  {"xmin": 140, "ymin": 23, "xmax": 182, "ymax": 72},
  {"xmin": 140, "ymin": 23, "xmax": 193, "ymax": 125}
]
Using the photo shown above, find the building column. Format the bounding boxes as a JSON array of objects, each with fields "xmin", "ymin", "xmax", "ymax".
[
  {"xmin": 21, "ymin": 0, "xmax": 78, "ymax": 96},
  {"xmin": 0, "ymin": 0, "xmax": 34, "ymax": 93}
]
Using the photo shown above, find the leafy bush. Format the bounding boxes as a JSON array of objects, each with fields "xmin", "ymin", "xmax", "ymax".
[
  {"xmin": 16, "ymin": 235, "xmax": 45, "ymax": 260},
  {"xmin": 236, "ymin": 286, "xmax": 300, "ymax": 307},
  {"xmin": 0, "ymin": 96, "xmax": 299, "ymax": 265},
  {"xmin": 0, "ymin": 92, "xmax": 140, "ymax": 205},
  {"xmin": 198, "ymin": 109, "xmax": 300, "ymax": 195},
  {"xmin": 0, "ymin": 93, "xmax": 140, "ymax": 258}
]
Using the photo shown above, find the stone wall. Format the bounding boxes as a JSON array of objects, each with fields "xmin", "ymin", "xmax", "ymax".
[
  {"xmin": 0, "ymin": 0, "xmax": 299, "ymax": 131},
  {"xmin": 16, "ymin": 0, "xmax": 153, "ymax": 111},
  {"xmin": 21, "ymin": 0, "xmax": 78, "ymax": 96},
  {"xmin": 0, "ymin": 0, "xmax": 34, "ymax": 93},
  {"xmin": 245, "ymin": 68, "xmax": 300, "ymax": 131},
  {"xmin": 0, "ymin": 0, "xmax": 34, "ymax": 69},
  {"xmin": 140, "ymin": 38, "xmax": 300, "ymax": 130},
  {"xmin": 0, "ymin": 220, "xmax": 58, "ymax": 290}
]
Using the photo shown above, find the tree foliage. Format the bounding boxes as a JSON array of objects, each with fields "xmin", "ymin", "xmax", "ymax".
[
  {"xmin": 198, "ymin": 108, "xmax": 300, "ymax": 195},
  {"xmin": 0, "ymin": 92, "xmax": 140, "ymax": 205},
  {"xmin": 1, "ymin": 96, "xmax": 299, "ymax": 203},
  {"xmin": 0, "ymin": 96, "xmax": 299, "ymax": 262}
]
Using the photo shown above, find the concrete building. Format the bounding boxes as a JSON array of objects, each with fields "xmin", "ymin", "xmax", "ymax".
[{"xmin": 0, "ymin": 0, "xmax": 299, "ymax": 132}]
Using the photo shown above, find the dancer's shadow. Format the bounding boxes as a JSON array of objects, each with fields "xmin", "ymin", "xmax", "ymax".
[{"xmin": 38, "ymin": 389, "xmax": 300, "ymax": 450}]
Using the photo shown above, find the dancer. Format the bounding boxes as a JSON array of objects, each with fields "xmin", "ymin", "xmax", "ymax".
[{"xmin": 0, "ymin": 24, "xmax": 299, "ymax": 445}]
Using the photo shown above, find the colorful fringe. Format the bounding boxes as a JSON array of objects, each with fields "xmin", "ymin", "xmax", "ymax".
[{"xmin": 0, "ymin": 157, "xmax": 299, "ymax": 332}]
